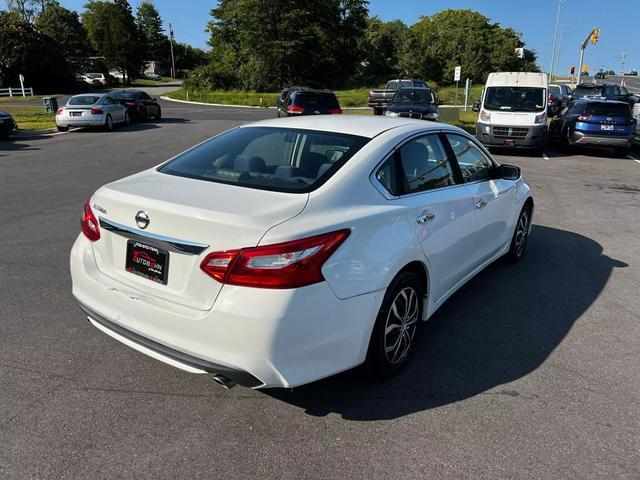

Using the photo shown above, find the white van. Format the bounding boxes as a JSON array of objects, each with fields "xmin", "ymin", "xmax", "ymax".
[{"xmin": 475, "ymin": 72, "xmax": 549, "ymax": 151}]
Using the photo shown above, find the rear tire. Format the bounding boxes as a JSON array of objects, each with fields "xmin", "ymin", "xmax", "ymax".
[
  {"xmin": 366, "ymin": 270, "xmax": 424, "ymax": 377},
  {"xmin": 123, "ymin": 111, "xmax": 130, "ymax": 126},
  {"xmin": 373, "ymin": 107, "xmax": 384, "ymax": 116},
  {"xmin": 56, "ymin": 126, "xmax": 69, "ymax": 132},
  {"xmin": 104, "ymin": 115, "xmax": 113, "ymax": 132},
  {"xmin": 505, "ymin": 204, "xmax": 532, "ymax": 263}
]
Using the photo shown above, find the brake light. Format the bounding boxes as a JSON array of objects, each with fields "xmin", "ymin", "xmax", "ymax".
[
  {"xmin": 287, "ymin": 105, "xmax": 304, "ymax": 114},
  {"xmin": 577, "ymin": 114, "xmax": 592, "ymax": 121},
  {"xmin": 368, "ymin": 92, "xmax": 373, "ymax": 101},
  {"xmin": 81, "ymin": 202, "xmax": 100, "ymax": 242},
  {"xmin": 329, "ymin": 108, "xmax": 343, "ymax": 114},
  {"xmin": 200, "ymin": 229, "xmax": 350, "ymax": 289},
  {"xmin": 90, "ymin": 108, "xmax": 103, "ymax": 115},
  {"xmin": 125, "ymin": 101, "xmax": 136, "ymax": 107},
  {"xmin": 55, "ymin": 108, "xmax": 63, "ymax": 115}
]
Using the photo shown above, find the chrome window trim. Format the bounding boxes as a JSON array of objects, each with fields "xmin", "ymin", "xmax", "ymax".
[{"xmin": 99, "ymin": 218, "xmax": 209, "ymax": 255}]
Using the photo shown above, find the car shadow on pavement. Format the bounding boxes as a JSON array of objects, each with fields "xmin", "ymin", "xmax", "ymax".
[
  {"xmin": 0, "ymin": 138, "xmax": 42, "ymax": 155},
  {"xmin": 264, "ymin": 225, "xmax": 627, "ymax": 420}
]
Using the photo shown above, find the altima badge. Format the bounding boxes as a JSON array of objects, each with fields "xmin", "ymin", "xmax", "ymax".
[{"xmin": 135, "ymin": 211, "xmax": 150, "ymax": 229}]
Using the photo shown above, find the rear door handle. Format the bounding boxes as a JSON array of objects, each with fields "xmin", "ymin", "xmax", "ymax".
[
  {"xmin": 416, "ymin": 212, "xmax": 435, "ymax": 224},
  {"xmin": 475, "ymin": 200, "xmax": 488, "ymax": 209}
]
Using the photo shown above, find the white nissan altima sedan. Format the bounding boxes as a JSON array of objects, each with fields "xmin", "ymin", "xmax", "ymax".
[{"xmin": 70, "ymin": 116, "xmax": 534, "ymax": 389}]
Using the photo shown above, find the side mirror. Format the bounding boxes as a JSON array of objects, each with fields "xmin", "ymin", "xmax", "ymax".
[
  {"xmin": 498, "ymin": 164, "xmax": 521, "ymax": 180},
  {"xmin": 472, "ymin": 100, "xmax": 481, "ymax": 112}
]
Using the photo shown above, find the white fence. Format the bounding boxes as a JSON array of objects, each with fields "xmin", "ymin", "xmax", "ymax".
[{"xmin": 0, "ymin": 87, "xmax": 35, "ymax": 97}]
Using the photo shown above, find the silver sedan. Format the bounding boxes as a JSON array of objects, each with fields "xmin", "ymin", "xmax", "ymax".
[{"xmin": 56, "ymin": 93, "xmax": 129, "ymax": 132}]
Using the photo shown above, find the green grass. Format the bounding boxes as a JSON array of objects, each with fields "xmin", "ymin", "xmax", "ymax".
[
  {"xmin": 435, "ymin": 84, "xmax": 483, "ymax": 105},
  {"xmin": 2, "ymin": 106, "xmax": 55, "ymax": 130}
]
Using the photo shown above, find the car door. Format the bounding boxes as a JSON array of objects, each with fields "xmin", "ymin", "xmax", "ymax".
[
  {"xmin": 104, "ymin": 96, "xmax": 122, "ymax": 121},
  {"xmin": 444, "ymin": 133, "xmax": 517, "ymax": 267},
  {"xmin": 392, "ymin": 133, "xmax": 477, "ymax": 302}
]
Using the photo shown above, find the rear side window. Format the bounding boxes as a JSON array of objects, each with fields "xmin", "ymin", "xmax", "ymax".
[
  {"xmin": 158, "ymin": 127, "xmax": 369, "ymax": 193},
  {"xmin": 293, "ymin": 93, "xmax": 339, "ymax": 110},
  {"xmin": 399, "ymin": 135, "xmax": 455, "ymax": 193},
  {"xmin": 585, "ymin": 103, "xmax": 630, "ymax": 116}
]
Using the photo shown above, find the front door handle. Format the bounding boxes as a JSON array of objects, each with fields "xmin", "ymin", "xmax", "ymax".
[
  {"xmin": 475, "ymin": 200, "xmax": 488, "ymax": 209},
  {"xmin": 416, "ymin": 212, "xmax": 436, "ymax": 224}
]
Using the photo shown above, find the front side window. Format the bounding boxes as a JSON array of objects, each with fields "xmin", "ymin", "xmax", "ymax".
[
  {"xmin": 158, "ymin": 127, "xmax": 369, "ymax": 193},
  {"xmin": 484, "ymin": 87, "xmax": 545, "ymax": 112},
  {"xmin": 446, "ymin": 133, "xmax": 494, "ymax": 183},
  {"xmin": 399, "ymin": 135, "xmax": 455, "ymax": 193}
]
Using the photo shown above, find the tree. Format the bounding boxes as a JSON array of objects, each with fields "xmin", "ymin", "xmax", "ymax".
[
  {"xmin": 5, "ymin": 0, "xmax": 55, "ymax": 22},
  {"xmin": 0, "ymin": 11, "xmax": 74, "ymax": 91},
  {"xmin": 135, "ymin": 0, "xmax": 167, "ymax": 61},
  {"xmin": 359, "ymin": 17, "xmax": 408, "ymax": 83},
  {"xmin": 34, "ymin": 2, "xmax": 93, "ymax": 71},
  {"xmin": 173, "ymin": 42, "xmax": 207, "ymax": 71},
  {"xmin": 82, "ymin": 0, "xmax": 145, "ymax": 82}
]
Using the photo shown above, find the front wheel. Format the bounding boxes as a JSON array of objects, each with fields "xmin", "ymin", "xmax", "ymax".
[
  {"xmin": 505, "ymin": 205, "xmax": 532, "ymax": 263},
  {"xmin": 155, "ymin": 107, "xmax": 161, "ymax": 120},
  {"xmin": 366, "ymin": 270, "xmax": 424, "ymax": 377}
]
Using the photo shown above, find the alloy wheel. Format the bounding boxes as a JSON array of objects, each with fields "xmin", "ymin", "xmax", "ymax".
[
  {"xmin": 383, "ymin": 287, "xmax": 419, "ymax": 364},
  {"xmin": 514, "ymin": 210, "xmax": 529, "ymax": 257}
]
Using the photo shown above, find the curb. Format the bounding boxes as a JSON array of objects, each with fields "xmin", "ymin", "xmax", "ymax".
[{"xmin": 160, "ymin": 96, "xmax": 275, "ymax": 109}]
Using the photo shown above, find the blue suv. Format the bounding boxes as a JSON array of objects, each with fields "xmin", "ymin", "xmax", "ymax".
[
  {"xmin": 568, "ymin": 83, "xmax": 638, "ymax": 108},
  {"xmin": 548, "ymin": 99, "xmax": 636, "ymax": 157}
]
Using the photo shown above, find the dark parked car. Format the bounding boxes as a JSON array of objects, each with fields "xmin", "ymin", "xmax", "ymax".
[
  {"xmin": 0, "ymin": 110, "xmax": 17, "ymax": 140},
  {"xmin": 568, "ymin": 83, "xmax": 638, "ymax": 107},
  {"xmin": 549, "ymin": 99, "xmax": 636, "ymax": 157},
  {"xmin": 276, "ymin": 88, "xmax": 342, "ymax": 117},
  {"xmin": 383, "ymin": 87, "xmax": 442, "ymax": 121},
  {"xmin": 110, "ymin": 90, "xmax": 161, "ymax": 121},
  {"xmin": 548, "ymin": 84, "xmax": 572, "ymax": 116},
  {"xmin": 368, "ymin": 79, "xmax": 429, "ymax": 115}
]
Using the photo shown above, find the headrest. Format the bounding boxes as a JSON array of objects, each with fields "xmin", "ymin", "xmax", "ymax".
[{"xmin": 234, "ymin": 155, "xmax": 266, "ymax": 172}]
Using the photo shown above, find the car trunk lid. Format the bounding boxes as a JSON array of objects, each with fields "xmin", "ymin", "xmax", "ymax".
[{"xmin": 90, "ymin": 169, "xmax": 308, "ymax": 311}]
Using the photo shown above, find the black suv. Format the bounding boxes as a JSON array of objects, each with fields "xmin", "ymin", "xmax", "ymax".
[
  {"xmin": 568, "ymin": 83, "xmax": 638, "ymax": 107},
  {"xmin": 276, "ymin": 88, "xmax": 342, "ymax": 117}
]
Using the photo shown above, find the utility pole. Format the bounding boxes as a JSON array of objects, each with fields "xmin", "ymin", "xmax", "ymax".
[
  {"xmin": 621, "ymin": 52, "xmax": 627, "ymax": 75},
  {"xmin": 549, "ymin": 0, "xmax": 564, "ymax": 78},
  {"xmin": 169, "ymin": 23, "xmax": 176, "ymax": 79},
  {"xmin": 577, "ymin": 27, "xmax": 599, "ymax": 85},
  {"xmin": 553, "ymin": 23, "xmax": 564, "ymax": 78}
]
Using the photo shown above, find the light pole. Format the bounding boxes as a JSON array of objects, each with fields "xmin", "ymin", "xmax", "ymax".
[
  {"xmin": 549, "ymin": 0, "xmax": 565, "ymax": 78},
  {"xmin": 621, "ymin": 52, "xmax": 627, "ymax": 75},
  {"xmin": 169, "ymin": 23, "xmax": 176, "ymax": 79}
]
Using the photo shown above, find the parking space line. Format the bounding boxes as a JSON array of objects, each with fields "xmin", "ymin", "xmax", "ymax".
[{"xmin": 542, "ymin": 152, "xmax": 550, "ymax": 160}]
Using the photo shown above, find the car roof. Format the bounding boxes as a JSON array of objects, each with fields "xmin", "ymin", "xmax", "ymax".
[
  {"xmin": 292, "ymin": 88, "xmax": 335, "ymax": 95},
  {"xmin": 69, "ymin": 93, "xmax": 106, "ymax": 98},
  {"xmin": 573, "ymin": 98, "xmax": 629, "ymax": 105},
  {"xmin": 242, "ymin": 115, "xmax": 443, "ymax": 138}
]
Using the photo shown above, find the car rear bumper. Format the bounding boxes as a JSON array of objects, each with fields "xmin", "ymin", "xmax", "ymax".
[
  {"xmin": 70, "ymin": 234, "xmax": 382, "ymax": 388},
  {"xmin": 570, "ymin": 131, "xmax": 633, "ymax": 147},
  {"xmin": 57, "ymin": 117, "xmax": 105, "ymax": 127},
  {"xmin": 476, "ymin": 123, "xmax": 547, "ymax": 149}
]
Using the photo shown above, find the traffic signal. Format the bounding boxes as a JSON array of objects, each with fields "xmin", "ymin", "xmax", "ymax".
[
  {"xmin": 591, "ymin": 28, "xmax": 600, "ymax": 45},
  {"xmin": 570, "ymin": 65, "xmax": 575, "ymax": 75}
]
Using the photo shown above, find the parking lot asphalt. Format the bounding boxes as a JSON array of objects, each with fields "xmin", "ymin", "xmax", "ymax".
[{"xmin": 1, "ymin": 99, "xmax": 639, "ymax": 479}]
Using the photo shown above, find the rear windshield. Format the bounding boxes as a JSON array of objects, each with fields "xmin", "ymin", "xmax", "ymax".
[
  {"xmin": 111, "ymin": 92, "xmax": 137, "ymax": 100},
  {"xmin": 549, "ymin": 86, "xmax": 561, "ymax": 95},
  {"xmin": 484, "ymin": 87, "xmax": 545, "ymax": 112},
  {"xmin": 293, "ymin": 93, "xmax": 339, "ymax": 110},
  {"xmin": 573, "ymin": 86, "xmax": 603, "ymax": 97},
  {"xmin": 68, "ymin": 96, "xmax": 101, "ymax": 105},
  {"xmin": 393, "ymin": 89, "xmax": 435, "ymax": 104},
  {"xmin": 387, "ymin": 80, "xmax": 413, "ymax": 90},
  {"xmin": 158, "ymin": 127, "xmax": 369, "ymax": 193},
  {"xmin": 585, "ymin": 103, "xmax": 630, "ymax": 116}
]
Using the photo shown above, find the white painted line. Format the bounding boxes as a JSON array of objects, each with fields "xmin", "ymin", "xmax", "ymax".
[
  {"xmin": 542, "ymin": 152, "xmax": 550, "ymax": 160},
  {"xmin": 634, "ymin": 159, "xmax": 640, "ymax": 165}
]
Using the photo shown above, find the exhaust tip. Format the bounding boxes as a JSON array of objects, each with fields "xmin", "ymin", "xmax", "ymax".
[{"xmin": 212, "ymin": 374, "xmax": 237, "ymax": 389}]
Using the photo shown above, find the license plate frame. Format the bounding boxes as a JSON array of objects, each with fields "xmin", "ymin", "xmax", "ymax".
[
  {"xmin": 601, "ymin": 124, "xmax": 614, "ymax": 131},
  {"xmin": 70, "ymin": 111, "xmax": 82, "ymax": 117},
  {"xmin": 125, "ymin": 240, "xmax": 169, "ymax": 285}
]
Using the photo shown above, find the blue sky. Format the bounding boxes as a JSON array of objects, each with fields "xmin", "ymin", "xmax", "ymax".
[{"xmin": 57, "ymin": 0, "xmax": 635, "ymax": 74}]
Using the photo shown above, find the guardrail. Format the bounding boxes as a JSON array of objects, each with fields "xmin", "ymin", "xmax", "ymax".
[{"xmin": 0, "ymin": 87, "xmax": 34, "ymax": 97}]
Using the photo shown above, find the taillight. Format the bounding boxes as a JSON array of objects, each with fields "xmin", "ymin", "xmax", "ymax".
[
  {"xmin": 368, "ymin": 92, "xmax": 373, "ymax": 101},
  {"xmin": 200, "ymin": 229, "xmax": 350, "ymax": 289},
  {"xmin": 55, "ymin": 108, "xmax": 63, "ymax": 115},
  {"xmin": 329, "ymin": 108, "xmax": 343, "ymax": 114},
  {"xmin": 81, "ymin": 202, "xmax": 100, "ymax": 242},
  {"xmin": 577, "ymin": 114, "xmax": 592, "ymax": 121},
  {"xmin": 287, "ymin": 105, "xmax": 305, "ymax": 114},
  {"xmin": 90, "ymin": 108, "xmax": 103, "ymax": 115},
  {"xmin": 125, "ymin": 101, "xmax": 136, "ymax": 107}
]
